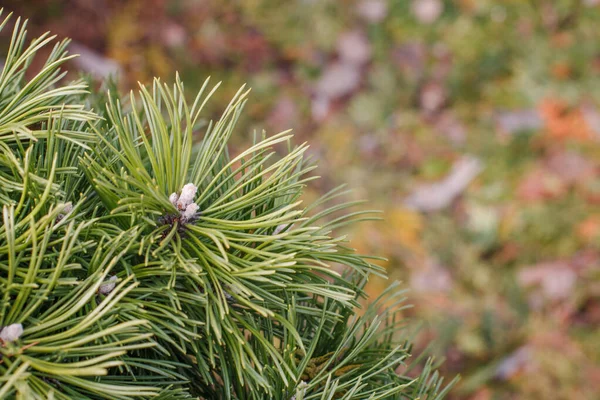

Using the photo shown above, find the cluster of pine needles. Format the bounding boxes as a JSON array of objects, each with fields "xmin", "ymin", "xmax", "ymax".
[{"xmin": 0, "ymin": 9, "xmax": 453, "ymax": 400}]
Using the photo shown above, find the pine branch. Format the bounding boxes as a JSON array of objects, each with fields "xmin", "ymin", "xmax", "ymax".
[{"xmin": 0, "ymin": 9, "xmax": 455, "ymax": 399}]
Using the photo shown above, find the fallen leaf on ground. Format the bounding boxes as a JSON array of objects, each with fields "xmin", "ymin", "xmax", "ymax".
[
  {"xmin": 404, "ymin": 156, "xmax": 483, "ymax": 211},
  {"xmin": 412, "ymin": 0, "xmax": 444, "ymax": 24},
  {"xmin": 311, "ymin": 96, "xmax": 330, "ymax": 122},
  {"xmin": 70, "ymin": 42, "xmax": 122, "ymax": 79},
  {"xmin": 518, "ymin": 261, "xmax": 577, "ymax": 301},
  {"xmin": 392, "ymin": 42, "xmax": 426, "ymax": 80},
  {"xmin": 517, "ymin": 167, "xmax": 566, "ymax": 202},
  {"xmin": 576, "ymin": 215, "xmax": 600, "ymax": 243},
  {"xmin": 410, "ymin": 257, "xmax": 453, "ymax": 293},
  {"xmin": 495, "ymin": 346, "xmax": 533, "ymax": 381},
  {"xmin": 267, "ymin": 96, "xmax": 298, "ymax": 131},
  {"xmin": 539, "ymin": 98, "xmax": 596, "ymax": 142},
  {"xmin": 162, "ymin": 22, "xmax": 186, "ymax": 48},
  {"xmin": 315, "ymin": 62, "xmax": 361, "ymax": 99},
  {"xmin": 337, "ymin": 30, "xmax": 372, "ymax": 66},
  {"xmin": 546, "ymin": 151, "xmax": 596, "ymax": 185},
  {"xmin": 466, "ymin": 388, "xmax": 493, "ymax": 400},
  {"xmin": 419, "ymin": 81, "xmax": 447, "ymax": 115},
  {"xmin": 356, "ymin": 0, "xmax": 388, "ymax": 22},
  {"xmin": 551, "ymin": 62, "xmax": 572, "ymax": 80},
  {"xmin": 495, "ymin": 109, "xmax": 542, "ymax": 135},
  {"xmin": 434, "ymin": 112, "xmax": 466, "ymax": 144},
  {"xmin": 580, "ymin": 103, "xmax": 600, "ymax": 138}
]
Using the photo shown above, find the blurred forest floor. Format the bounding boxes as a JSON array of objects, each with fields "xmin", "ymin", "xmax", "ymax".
[{"xmin": 3, "ymin": 1, "xmax": 600, "ymax": 399}]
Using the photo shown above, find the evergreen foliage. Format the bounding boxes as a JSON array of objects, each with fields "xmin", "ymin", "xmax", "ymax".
[{"xmin": 0, "ymin": 11, "xmax": 454, "ymax": 399}]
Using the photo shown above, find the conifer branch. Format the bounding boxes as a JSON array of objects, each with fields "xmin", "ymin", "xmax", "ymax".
[{"xmin": 0, "ymin": 10, "xmax": 455, "ymax": 399}]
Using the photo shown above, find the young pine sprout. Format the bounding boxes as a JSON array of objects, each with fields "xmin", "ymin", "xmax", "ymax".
[
  {"xmin": 0, "ymin": 324, "xmax": 23, "ymax": 343},
  {"xmin": 98, "ymin": 276, "xmax": 118, "ymax": 295},
  {"xmin": 160, "ymin": 183, "xmax": 201, "ymax": 235}
]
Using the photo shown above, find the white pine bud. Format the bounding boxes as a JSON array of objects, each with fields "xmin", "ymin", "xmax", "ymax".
[
  {"xmin": 169, "ymin": 192, "xmax": 179, "ymax": 207},
  {"xmin": 291, "ymin": 381, "xmax": 308, "ymax": 400},
  {"xmin": 177, "ymin": 183, "xmax": 198, "ymax": 210},
  {"xmin": 63, "ymin": 202, "xmax": 73, "ymax": 214},
  {"xmin": 99, "ymin": 275, "xmax": 117, "ymax": 295},
  {"xmin": 0, "ymin": 323, "xmax": 23, "ymax": 342},
  {"xmin": 181, "ymin": 202, "xmax": 199, "ymax": 222},
  {"xmin": 56, "ymin": 202, "xmax": 74, "ymax": 222}
]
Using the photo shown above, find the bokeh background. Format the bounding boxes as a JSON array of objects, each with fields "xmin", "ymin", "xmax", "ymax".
[{"xmin": 3, "ymin": 1, "xmax": 600, "ymax": 399}]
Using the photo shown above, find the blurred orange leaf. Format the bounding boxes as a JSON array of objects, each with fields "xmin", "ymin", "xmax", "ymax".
[
  {"xmin": 576, "ymin": 215, "xmax": 600, "ymax": 243},
  {"xmin": 539, "ymin": 99, "xmax": 595, "ymax": 142}
]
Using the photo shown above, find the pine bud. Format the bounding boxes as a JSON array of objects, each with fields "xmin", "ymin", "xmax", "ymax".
[
  {"xmin": 56, "ymin": 202, "xmax": 73, "ymax": 222},
  {"xmin": 169, "ymin": 192, "xmax": 179, "ymax": 207},
  {"xmin": 177, "ymin": 183, "xmax": 197, "ymax": 210},
  {"xmin": 290, "ymin": 381, "xmax": 308, "ymax": 400},
  {"xmin": 0, "ymin": 323, "xmax": 23, "ymax": 343},
  {"xmin": 63, "ymin": 202, "xmax": 73, "ymax": 214},
  {"xmin": 99, "ymin": 275, "xmax": 117, "ymax": 295},
  {"xmin": 181, "ymin": 202, "xmax": 199, "ymax": 222},
  {"xmin": 177, "ymin": 183, "xmax": 198, "ymax": 210}
]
